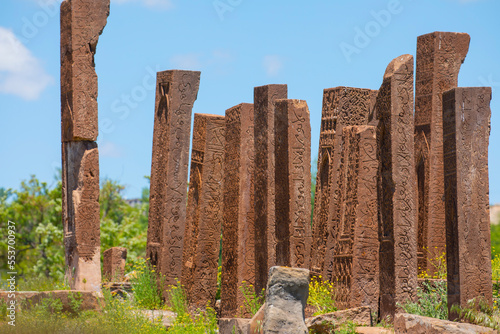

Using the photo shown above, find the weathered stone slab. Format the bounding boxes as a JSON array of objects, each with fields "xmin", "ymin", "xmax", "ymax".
[
  {"xmin": 182, "ymin": 114, "xmax": 208, "ymax": 297},
  {"xmin": 317, "ymin": 87, "xmax": 377, "ymax": 276},
  {"xmin": 249, "ymin": 304, "xmax": 265, "ymax": 334},
  {"xmin": 443, "ymin": 87, "xmax": 493, "ymax": 319},
  {"xmin": 305, "ymin": 306, "xmax": 372, "ymax": 333},
  {"xmin": 62, "ymin": 141, "xmax": 101, "ymax": 291},
  {"xmin": 274, "ymin": 99, "xmax": 312, "ymax": 269},
  {"xmin": 189, "ymin": 114, "xmax": 225, "ymax": 308},
  {"xmin": 263, "ymin": 266, "xmax": 309, "ymax": 333},
  {"xmin": 221, "ymin": 103, "xmax": 255, "ymax": 318},
  {"xmin": 322, "ymin": 125, "xmax": 379, "ymax": 310},
  {"xmin": 414, "ymin": 32, "xmax": 470, "ymax": 276},
  {"xmin": 102, "ymin": 247, "xmax": 127, "ymax": 281},
  {"xmin": 218, "ymin": 318, "xmax": 251, "ymax": 334},
  {"xmin": 0, "ymin": 290, "xmax": 104, "ymax": 312},
  {"xmin": 253, "ymin": 84, "xmax": 288, "ymax": 294},
  {"xmin": 377, "ymin": 55, "xmax": 418, "ymax": 320},
  {"xmin": 146, "ymin": 70, "xmax": 200, "ymax": 288},
  {"xmin": 60, "ymin": 0, "xmax": 110, "ymax": 142},
  {"xmin": 394, "ymin": 313, "xmax": 497, "ymax": 333}
]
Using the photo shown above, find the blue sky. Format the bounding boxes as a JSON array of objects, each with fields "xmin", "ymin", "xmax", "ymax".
[{"xmin": 0, "ymin": 0, "xmax": 499, "ymax": 202}]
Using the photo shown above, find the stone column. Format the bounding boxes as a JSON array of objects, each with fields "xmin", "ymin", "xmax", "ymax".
[
  {"xmin": 414, "ymin": 32, "xmax": 470, "ymax": 275},
  {"xmin": 146, "ymin": 70, "xmax": 201, "ymax": 288},
  {"xmin": 103, "ymin": 247, "xmax": 127, "ymax": 282},
  {"xmin": 253, "ymin": 84, "xmax": 287, "ymax": 294},
  {"xmin": 320, "ymin": 87, "xmax": 377, "ymax": 280},
  {"xmin": 60, "ymin": 0, "xmax": 110, "ymax": 291},
  {"xmin": 189, "ymin": 114, "xmax": 225, "ymax": 308},
  {"xmin": 377, "ymin": 55, "xmax": 418, "ymax": 320},
  {"xmin": 326, "ymin": 125, "xmax": 379, "ymax": 311},
  {"xmin": 182, "ymin": 114, "xmax": 208, "ymax": 295},
  {"xmin": 221, "ymin": 103, "xmax": 255, "ymax": 318},
  {"xmin": 443, "ymin": 87, "xmax": 493, "ymax": 319},
  {"xmin": 274, "ymin": 99, "xmax": 312, "ymax": 269}
]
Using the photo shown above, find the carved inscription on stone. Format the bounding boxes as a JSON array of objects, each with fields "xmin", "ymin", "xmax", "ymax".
[
  {"xmin": 320, "ymin": 87, "xmax": 377, "ymax": 279},
  {"xmin": 221, "ymin": 103, "xmax": 255, "ymax": 317},
  {"xmin": 254, "ymin": 84, "xmax": 287, "ymax": 293},
  {"xmin": 274, "ymin": 99, "xmax": 312, "ymax": 269},
  {"xmin": 60, "ymin": 0, "xmax": 110, "ymax": 142},
  {"xmin": 414, "ymin": 32, "xmax": 470, "ymax": 275},
  {"xmin": 146, "ymin": 70, "xmax": 201, "ymax": 288},
  {"xmin": 327, "ymin": 125, "xmax": 379, "ymax": 311},
  {"xmin": 190, "ymin": 115, "xmax": 225, "ymax": 308},
  {"xmin": 182, "ymin": 114, "xmax": 208, "ymax": 297},
  {"xmin": 443, "ymin": 87, "xmax": 492, "ymax": 319},
  {"xmin": 62, "ymin": 141, "xmax": 101, "ymax": 290},
  {"xmin": 377, "ymin": 55, "xmax": 418, "ymax": 320}
]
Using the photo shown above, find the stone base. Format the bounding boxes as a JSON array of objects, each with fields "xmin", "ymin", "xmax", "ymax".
[
  {"xmin": 219, "ymin": 318, "xmax": 251, "ymax": 334},
  {"xmin": 0, "ymin": 290, "xmax": 104, "ymax": 312},
  {"xmin": 394, "ymin": 313, "xmax": 498, "ymax": 333}
]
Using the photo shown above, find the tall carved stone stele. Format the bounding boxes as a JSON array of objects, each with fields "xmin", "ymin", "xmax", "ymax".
[
  {"xmin": 146, "ymin": 70, "xmax": 201, "ymax": 289},
  {"xmin": 253, "ymin": 84, "xmax": 287, "ymax": 293},
  {"xmin": 323, "ymin": 125, "xmax": 379, "ymax": 311},
  {"xmin": 320, "ymin": 87, "xmax": 377, "ymax": 280},
  {"xmin": 221, "ymin": 103, "xmax": 255, "ymax": 318},
  {"xmin": 443, "ymin": 87, "xmax": 493, "ymax": 320},
  {"xmin": 60, "ymin": 0, "xmax": 110, "ymax": 291},
  {"xmin": 184, "ymin": 114, "xmax": 225, "ymax": 308},
  {"xmin": 377, "ymin": 55, "xmax": 418, "ymax": 320},
  {"xmin": 274, "ymin": 99, "xmax": 312, "ymax": 269},
  {"xmin": 182, "ymin": 114, "xmax": 208, "ymax": 296},
  {"xmin": 414, "ymin": 32, "xmax": 470, "ymax": 276}
]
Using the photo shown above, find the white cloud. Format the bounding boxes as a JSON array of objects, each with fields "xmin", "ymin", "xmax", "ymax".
[
  {"xmin": 170, "ymin": 53, "xmax": 203, "ymax": 70},
  {"xmin": 263, "ymin": 55, "xmax": 284, "ymax": 77},
  {"xmin": 0, "ymin": 27, "xmax": 53, "ymax": 100},
  {"xmin": 112, "ymin": 0, "xmax": 173, "ymax": 10},
  {"xmin": 99, "ymin": 141, "xmax": 123, "ymax": 158}
]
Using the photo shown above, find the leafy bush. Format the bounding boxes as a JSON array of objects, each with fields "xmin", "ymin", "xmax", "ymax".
[
  {"xmin": 239, "ymin": 281, "xmax": 265, "ymax": 316},
  {"xmin": 131, "ymin": 258, "xmax": 165, "ymax": 310},
  {"xmin": 418, "ymin": 248, "xmax": 447, "ymax": 280},
  {"xmin": 399, "ymin": 279, "xmax": 448, "ymax": 320},
  {"xmin": 451, "ymin": 297, "xmax": 500, "ymax": 330},
  {"xmin": 308, "ymin": 276, "xmax": 337, "ymax": 316}
]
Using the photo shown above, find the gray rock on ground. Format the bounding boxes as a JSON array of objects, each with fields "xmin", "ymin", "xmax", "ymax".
[
  {"xmin": 263, "ymin": 266, "xmax": 309, "ymax": 333},
  {"xmin": 394, "ymin": 313, "xmax": 498, "ymax": 333}
]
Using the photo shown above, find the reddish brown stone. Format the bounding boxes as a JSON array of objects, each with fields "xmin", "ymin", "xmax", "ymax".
[
  {"xmin": 414, "ymin": 32, "xmax": 470, "ymax": 276},
  {"xmin": 313, "ymin": 87, "xmax": 377, "ymax": 275},
  {"xmin": 181, "ymin": 114, "xmax": 208, "ymax": 296},
  {"xmin": 443, "ymin": 87, "xmax": 493, "ymax": 319},
  {"xmin": 62, "ymin": 141, "xmax": 101, "ymax": 290},
  {"xmin": 189, "ymin": 114, "xmax": 225, "ymax": 308},
  {"xmin": 146, "ymin": 70, "xmax": 201, "ymax": 288},
  {"xmin": 321, "ymin": 125, "xmax": 379, "ymax": 311},
  {"xmin": 253, "ymin": 84, "xmax": 288, "ymax": 294},
  {"xmin": 103, "ymin": 247, "xmax": 127, "ymax": 282},
  {"xmin": 274, "ymin": 99, "xmax": 312, "ymax": 269},
  {"xmin": 221, "ymin": 103, "xmax": 255, "ymax": 318},
  {"xmin": 60, "ymin": 0, "xmax": 110, "ymax": 142},
  {"xmin": 377, "ymin": 55, "xmax": 418, "ymax": 320}
]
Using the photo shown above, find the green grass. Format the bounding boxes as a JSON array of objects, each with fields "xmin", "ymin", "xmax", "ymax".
[
  {"xmin": 16, "ymin": 275, "xmax": 70, "ymax": 291},
  {"xmin": 239, "ymin": 281, "xmax": 265, "ymax": 317},
  {"xmin": 130, "ymin": 258, "xmax": 165, "ymax": 310},
  {"xmin": 399, "ymin": 279, "xmax": 448, "ymax": 320}
]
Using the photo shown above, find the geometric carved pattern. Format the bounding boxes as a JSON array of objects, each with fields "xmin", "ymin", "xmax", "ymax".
[
  {"xmin": 377, "ymin": 55, "xmax": 418, "ymax": 320},
  {"xmin": 146, "ymin": 70, "xmax": 201, "ymax": 289},
  {"xmin": 414, "ymin": 32, "xmax": 470, "ymax": 276},
  {"xmin": 221, "ymin": 103, "xmax": 255, "ymax": 318},
  {"xmin": 443, "ymin": 87, "xmax": 493, "ymax": 319}
]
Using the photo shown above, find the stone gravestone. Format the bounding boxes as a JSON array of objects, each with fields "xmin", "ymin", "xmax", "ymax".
[
  {"xmin": 182, "ymin": 114, "xmax": 208, "ymax": 297},
  {"xmin": 377, "ymin": 55, "xmax": 418, "ymax": 320},
  {"xmin": 443, "ymin": 87, "xmax": 493, "ymax": 319},
  {"xmin": 221, "ymin": 103, "xmax": 255, "ymax": 318},
  {"xmin": 103, "ymin": 247, "xmax": 127, "ymax": 282},
  {"xmin": 323, "ymin": 125, "xmax": 379, "ymax": 311},
  {"xmin": 321, "ymin": 87, "xmax": 377, "ymax": 281},
  {"xmin": 274, "ymin": 99, "xmax": 312, "ymax": 269},
  {"xmin": 60, "ymin": 0, "xmax": 110, "ymax": 291},
  {"xmin": 253, "ymin": 84, "xmax": 288, "ymax": 294},
  {"xmin": 414, "ymin": 32, "xmax": 470, "ymax": 276},
  {"xmin": 189, "ymin": 115, "xmax": 226, "ymax": 308},
  {"xmin": 146, "ymin": 70, "xmax": 200, "ymax": 289}
]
